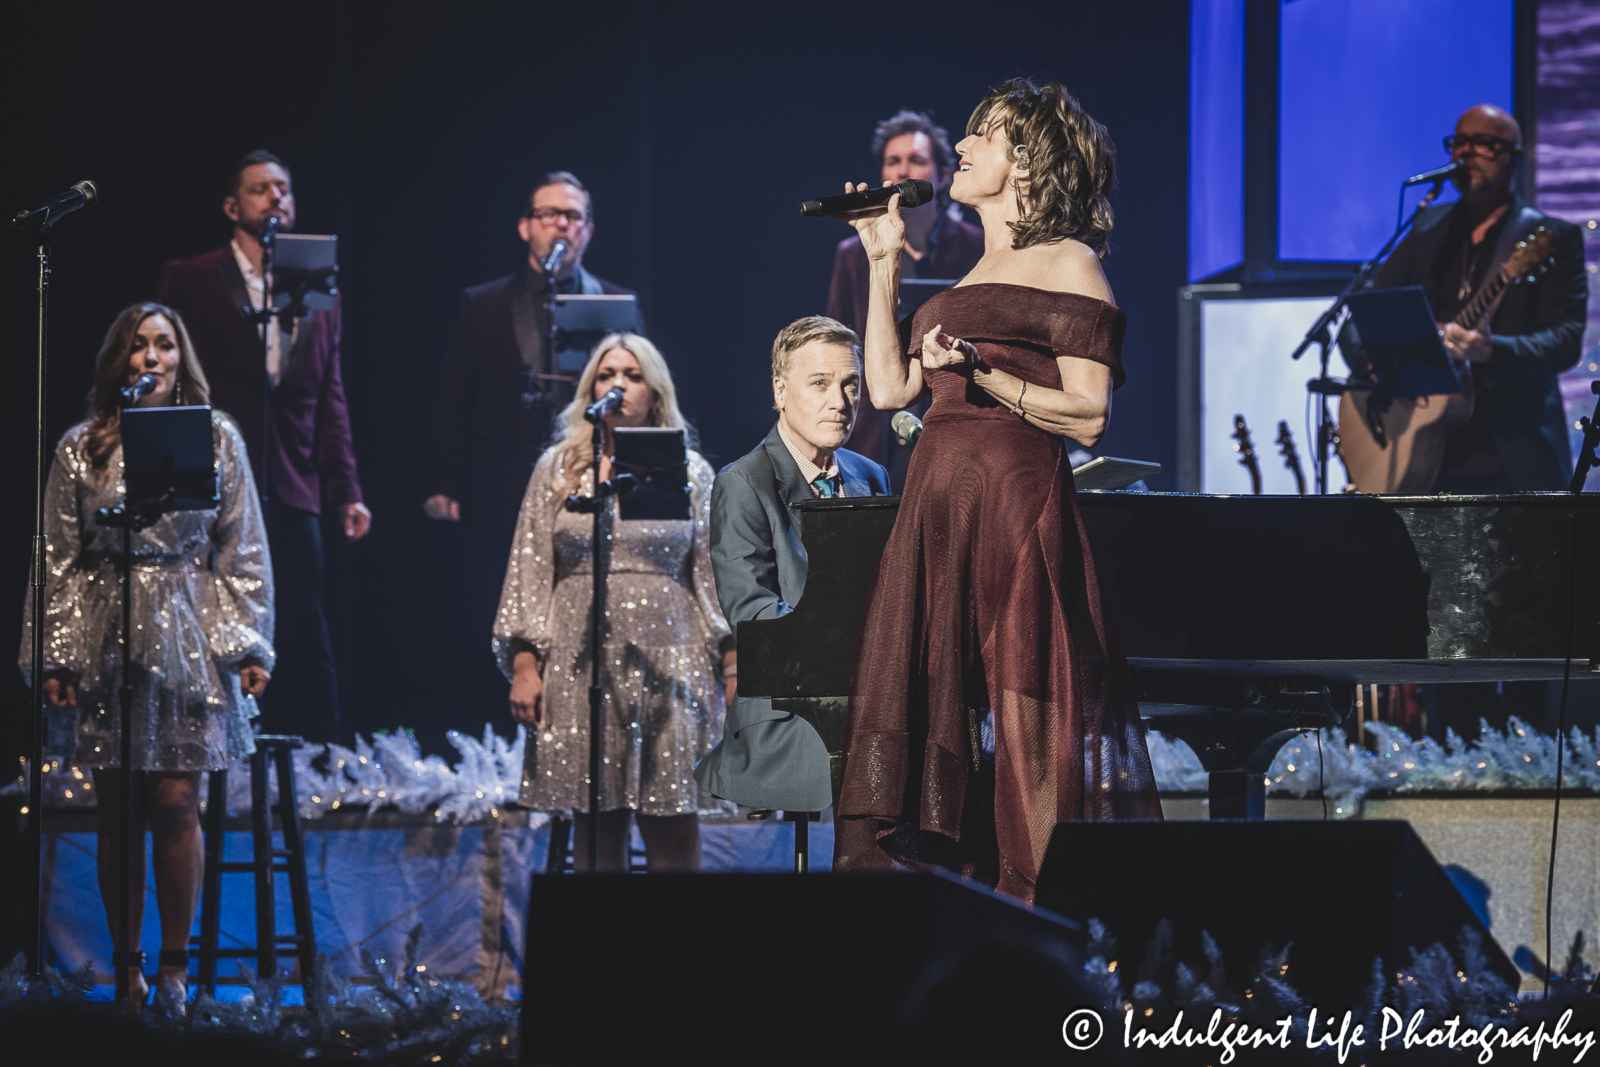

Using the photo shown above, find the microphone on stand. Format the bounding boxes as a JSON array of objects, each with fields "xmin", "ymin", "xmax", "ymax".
[
  {"xmin": 891, "ymin": 410, "xmax": 923, "ymax": 445},
  {"xmin": 585, "ymin": 386, "xmax": 625, "ymax": 424},
  {"xmin": 120, "ymin": 374, "xmax": 158, "ymax": 407},
  {"xmin": 11, "ymin": 181, "xmax": 98, "ymax": 230},
  {"xmin": 542, "ymin": 239, "xmax": 569, "ymax": 276},
  {"xmin": 1402, "ymin": 160, "xmax": 1468, "ymax": 187},
  {"xmin": 801, "ymin": 179, "xmax": 935, "ymax": 219}
]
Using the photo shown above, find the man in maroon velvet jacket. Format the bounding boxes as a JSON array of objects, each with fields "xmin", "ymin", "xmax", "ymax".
[
  {"xmin": 422, "ymin": 172, "xmax": 635, "ymax": 716},
  {"xmin": 826, "ymin": 110, "xmax": 985, "ymax": 485},
  {"xmin": 157, "ymin": 150, "xmax": 369, "ymax": 744}
]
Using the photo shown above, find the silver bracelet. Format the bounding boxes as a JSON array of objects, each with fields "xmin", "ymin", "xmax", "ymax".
[
  {"xmin": 722, "ymin": 664, "xmax": 738, "ymax": 678},
  {"xmin": 1013, "ymin": 380, "xmax": 1028, "ymax": 417}
]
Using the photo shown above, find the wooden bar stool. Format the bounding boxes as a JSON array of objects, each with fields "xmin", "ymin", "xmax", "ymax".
[{"xmin": 191, "ymin": 735, "xmax": 317, "ymax": 992}]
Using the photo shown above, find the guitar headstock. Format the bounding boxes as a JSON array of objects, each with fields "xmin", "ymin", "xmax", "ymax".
[
  {"xmin": 1275, "ymin": 420, "xmax": 1307, "ymax": 494},
  {"xmin": 1232, "ymin": 414, "xmax": 1256, "ymax": 460},
  {"xmin": 1233, "ymin": 414, "xmax": 1263, "ymax": 494},
  {"xmin": 1275, "ymin": 420, "xmax": 1295, "ymax": 458},
  {"xmin": 1500, "ymin": 225, "xmax": 1555, "ymax": 284}
]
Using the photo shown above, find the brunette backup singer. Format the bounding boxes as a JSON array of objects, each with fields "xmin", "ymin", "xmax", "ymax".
[
  {"xmin": 833, "ymin": 78, "xmax": 1162, "ymax": 901},
  {"xmin": 22, "ymin": 304, "xmax": 273, "ymax": 1007}
]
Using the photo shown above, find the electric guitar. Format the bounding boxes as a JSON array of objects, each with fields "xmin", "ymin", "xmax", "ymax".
[
  {"xmin": 1338, "ymin": 226, "xmax": 1555, "ymax": 494},
  {"xmin": 1232, "ymin": 414, "xmax": 1262, "ymax": 495},
  {"xmin": 1276, "ymin": 420, "xmax": 1307, "ymax": 495}
]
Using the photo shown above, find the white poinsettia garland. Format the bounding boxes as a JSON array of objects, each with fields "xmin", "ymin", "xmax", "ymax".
[
  {"xmin": 7, "ymin": 717, "xmax": 1597, "ymax": 823},
  {"xmin": 1147, "ymin": 716, "xmax": 1600, "ymax": 817}
]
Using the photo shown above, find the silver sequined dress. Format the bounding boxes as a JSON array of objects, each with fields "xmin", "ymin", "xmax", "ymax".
[
  {"xmin": 494, "ymin": 448, "xmax": 734, "ymax": 815},
  {"xmin": 19, "ymin": 412, "xmax": 274, "ymax": 771}
]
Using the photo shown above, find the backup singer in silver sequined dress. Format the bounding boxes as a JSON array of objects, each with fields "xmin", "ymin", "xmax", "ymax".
[
  {"xmin": 494, "ymin": 333, "xmax": 734, "ymax": 870},
  {"xmin": 20, "ymin": 303, "xmax": 273, "ymax": 1005}
]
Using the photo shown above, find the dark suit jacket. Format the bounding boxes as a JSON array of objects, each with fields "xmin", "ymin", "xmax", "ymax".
[
  {"xmin": 826, "ymin": 214, "xmax": 986, "ymax": 467},
  {"xmin": 424, "ymin": 263, "xmax": 632, "ymax": 548},
  {"xmin": 157, "ymin": 246, "xmax": 362, "ymax": 515},
  {"xmin": 1343, "ymin": 195, "xmax": 1587, "ymax": 491},
  {"xmin": 692, "ymin": 424, "xmax": 891, "ymax": 810}
]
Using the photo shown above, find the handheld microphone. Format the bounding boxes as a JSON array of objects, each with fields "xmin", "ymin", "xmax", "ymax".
[
  {"xmin": 1402, "ymin": 160, "xmax": 1468, "ymax": 187},
  {"xmin": 801, "ymin": 179, "xmax": 935, "ymax": 219},
  {"xmin": 542, "ymin": 239, "xmax": 569, "ymax": 276},
  {"xmin": 120, "ymin": 374, "xmax": 158, "ymax": 406},
  {"xmin": 11, "ymin": 180, "xmax": 98, "ymax": 230},
  {"xmin": 891, "ymin": 410, "xmax": 923, "ymax": 445},
  {"xmin": 260, "ymin": 214, "xmax": 281, "ymax": 245},
  {"xmin": 585, "ymin": 386, "xmax": 625, "ymax": 424}
]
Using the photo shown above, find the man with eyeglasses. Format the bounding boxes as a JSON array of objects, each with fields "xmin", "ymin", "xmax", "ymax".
[
  {"xmin": 1341, "ymin": 103, "xmax": 1587, "ymax": 495},
  {"xmin": 423, "ymin": 172, "xmax": 636, "ymax": 712},
  {"xmin": 1340, "ymin": 104, "xmax": 1587, "ymax": 742}
]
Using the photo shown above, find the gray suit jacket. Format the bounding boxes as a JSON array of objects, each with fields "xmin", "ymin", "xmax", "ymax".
[{"xmin": 692, "ymin": 424, "xmax": 891, "ymax": 810}]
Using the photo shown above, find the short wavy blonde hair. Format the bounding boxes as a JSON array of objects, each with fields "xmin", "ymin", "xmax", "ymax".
[
  {"xmin": 770, "ymin": 316, "xmax": 860, "ymax": 409},
  {"xmin": 967, "ymin": 77, "xmax": 1116, "ymax": 258}
]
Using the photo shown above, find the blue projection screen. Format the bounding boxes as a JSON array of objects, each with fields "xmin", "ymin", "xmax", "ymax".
[
  {"xmin": 1190, "ymin": 0, "xmax": 1246, "ymax": 282},
  {"xmin": 1278, "ymin": 0, "xmax": 1513, "ymax": 263}
]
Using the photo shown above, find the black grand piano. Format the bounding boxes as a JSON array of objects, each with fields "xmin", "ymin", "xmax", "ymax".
[{"xmin": 738, "ymin": 491, "xmax": 1600, "ymax": 819}]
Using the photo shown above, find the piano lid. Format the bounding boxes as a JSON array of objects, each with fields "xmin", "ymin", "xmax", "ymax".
[{"xmin": 737, "ymin": 491, "xmax": 1600, "ymax": 698}]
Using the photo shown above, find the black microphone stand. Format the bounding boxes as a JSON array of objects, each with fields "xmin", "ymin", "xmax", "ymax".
[
  {"xmin": 1569, "ymin": 381, "xmax": 1600, "ymax": 495},
  {"xmin": 1291, "ymin": 176, "xmax": 1453, "ymax": 494},
  {"xmin": 22, "ymin": 214, "xmax": 56, "ymax": 977},
  {"xmin": 1574, "ymin": 381, "xmax": 1600, "ymax": 676},
  {"xmin": 241, "ymin": 217, "xmax": 279, "ymax": 504},
  {"xmin": 562, "ymin": 393, "xmax": 633, "ymax": 872},
  {"xmin": 93, "ymin": 489, "xmax": 167, "ymax": 1002}
]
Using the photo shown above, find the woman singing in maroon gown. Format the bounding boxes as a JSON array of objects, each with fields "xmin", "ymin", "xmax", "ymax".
[{"xmin": 834, "ymin": 78, "xmax": 1162, "ymax": 901}]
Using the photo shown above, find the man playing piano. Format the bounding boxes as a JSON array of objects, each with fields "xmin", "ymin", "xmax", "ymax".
[{"xmin": 694, "ymin": 317, "xmax": 891, "ymax": 812}]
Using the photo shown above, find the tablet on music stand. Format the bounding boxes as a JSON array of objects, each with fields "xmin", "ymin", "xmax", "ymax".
[
  {"xmin": 613, "ymin": 427, "xmax": 690, "ymax": 522},
  {"xmin": 553, "ymin": 294, "xmax": 642, "ymax": 372},
  {"xmin": 1071, "ymin": 456, "xmax": 1161, "ymax": 491},
  {"xmin": 898, "ymin": 278, "xmax": 957, "ymax": 320},
  {"xmin": 120, "ymin": 406, "xmax": 219, "ymax": 512},
  {"xmin": 1344, "ymin": 286, "xmax": 1465, "ymax": 398},
  {"xmin": 271, "ymin": 234, "xmax": 338, "ymax": 312}
]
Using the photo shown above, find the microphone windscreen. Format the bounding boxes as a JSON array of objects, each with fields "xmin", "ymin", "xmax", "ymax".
[
  {"xmin": 74, "ymin": 181, "xmax": 99, "ymax": 204},
  {"xmin": 895, "ymin": 179, "xmax": 935, "ymax": 207},
  {"xmin": 891, "ymin": 410, "xmax": 923, "ymax": 444}
]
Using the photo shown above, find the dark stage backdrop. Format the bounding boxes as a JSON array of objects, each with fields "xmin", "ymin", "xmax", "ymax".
[{"xmin": 0, "ymin": 1, "xmax": 1188, "ymax": 764}]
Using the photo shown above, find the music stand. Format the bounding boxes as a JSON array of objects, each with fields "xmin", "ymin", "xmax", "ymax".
[
  {"xmin": 898, "ymin": 278, "xmax": 957, "ymax": 320},
  {"xmin": 95, "ymin": 405, "xmax": 217, "ymax": 1001},
  {"xmin": 1344, "ymin": 286, "xmax": 1466, "ymax": 399},
  {"xmin": 552, "ymin": 294, "xmax": 642, "ymax": 373},
  {"xmin": 613, "ymin": 428, "xmax": 690, "ymax": 522},
  {"xmin": 271, "ymin": 233, "xmax": 338, "ymax": 315},
  {"xmin": 1072, "ymin": 456, "xmax": 1161, "ymax": 492}
]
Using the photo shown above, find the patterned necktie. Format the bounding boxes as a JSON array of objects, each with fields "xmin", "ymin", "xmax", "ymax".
[{"xmin": 811, "ymin": 475, "xmax": 840, "ymax": 498}]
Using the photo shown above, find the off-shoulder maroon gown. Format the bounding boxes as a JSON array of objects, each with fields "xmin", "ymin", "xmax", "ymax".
[{"xmin": 834, "ymin": 283, "xmax": 1162, "ymax": 901}]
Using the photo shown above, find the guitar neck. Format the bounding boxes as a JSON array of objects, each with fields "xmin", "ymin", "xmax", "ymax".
[{"xmin": 1454, "ymin": 267, "xmax": 1510, "ymax": 328}]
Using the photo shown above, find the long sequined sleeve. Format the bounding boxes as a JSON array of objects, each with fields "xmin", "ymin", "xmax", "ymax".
[
  {"xmin": 202, "ymin": 414, "xmax": 275, "ymax": 670},
  {"xmin": 19, "ymin": 430, "xmax": 94, "ymax": 681},
  {"xmin": 493, "ymin": 450, "xmax": 559, "ymax": 679},
  {"xmin": 686, "ymin": 451, "xmax": 732, "ymax": 659}
]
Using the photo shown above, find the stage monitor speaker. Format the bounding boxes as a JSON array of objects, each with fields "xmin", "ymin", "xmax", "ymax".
[
  {"xmin": 520, "ymin": 871, "xmax": 1084, "ymax": 1065},
  {"xmin": 1034, "ymin": 820, "xmax": 1519, "ymax": 1010}
]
